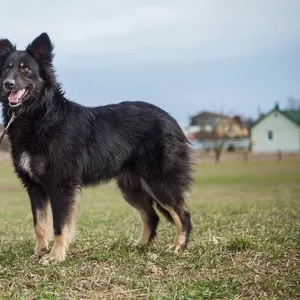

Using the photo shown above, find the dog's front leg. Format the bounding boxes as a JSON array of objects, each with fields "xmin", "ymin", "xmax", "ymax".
[
  {"xmin": 39, "ymin": 185, "xmax": 80, "ymax": 265},
  {"xmin": 26, "ymin": 182, "xmax": 51, "ymax": 258}
]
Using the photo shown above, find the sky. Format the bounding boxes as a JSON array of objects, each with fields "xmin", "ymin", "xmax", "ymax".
[{"xmin": 1, "ymin": 0, "xmax": 300, "ymax": 126}]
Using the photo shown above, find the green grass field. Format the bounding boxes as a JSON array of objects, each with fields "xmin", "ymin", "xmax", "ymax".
[{"xmin": 0, "ymin": 158, "xmax": 300, "ymax": 299}]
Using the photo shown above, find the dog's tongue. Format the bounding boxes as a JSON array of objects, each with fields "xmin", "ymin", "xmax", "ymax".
[{"xmin": 8, "ymin": 89, "xmax": 25, "ymax": 103}]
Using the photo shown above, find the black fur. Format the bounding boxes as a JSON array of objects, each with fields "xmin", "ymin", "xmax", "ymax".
[{"xmin": 0, "ymin": 33, "xmax": 194, "ymax": 259}]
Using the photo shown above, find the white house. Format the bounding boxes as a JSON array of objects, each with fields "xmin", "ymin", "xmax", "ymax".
[{"xmin": 251, "ymin": 104, "xmax": 300, "ymax": 153}]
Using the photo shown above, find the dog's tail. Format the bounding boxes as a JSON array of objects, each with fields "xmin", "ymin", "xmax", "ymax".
[{"xmin": 155, "ymin": 203, "xmax": 174, "ymax": 224}]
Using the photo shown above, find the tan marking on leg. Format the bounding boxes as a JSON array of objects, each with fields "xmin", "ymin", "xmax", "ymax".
[
  {"xmin": 139, "ymin": 180, "xmax": 188, "ymax": 252},
  {"xmin": 135, "ymin": 209, "xmax": 151, "ymax": 245},
  {"xmin": 40, "ymin": 189, "xmax": 80, "ymax": 265},
  {"xmin": 162, "ymin": 205, "xmax": 187, "ymax": 253},
  {"xmin": 65, "ymin": 188, "xmax": 80, "ymax": 242},
  {"xmin": 34, "ymin": 201, "xmax": 51, "ymax": 257}
]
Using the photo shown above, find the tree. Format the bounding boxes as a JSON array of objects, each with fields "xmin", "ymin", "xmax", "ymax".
[
  {"xmin": 285, "ymin": 96, "xmax": 300, "ymax": 110},
  {"xmin": 195, "ymin": 116, "xmax": 246, "ymax": 163}
]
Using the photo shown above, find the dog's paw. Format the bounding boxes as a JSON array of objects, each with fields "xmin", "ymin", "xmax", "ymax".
[
  {"xmin": 167, "ymin": 244, "xmax": 185, "ymax": 254},
  {"xmin": 133, "ymin": 240, "xmax": 146, "ymax": 247},
  {"xmin": 34, "ymin": 244, "xmax": 49, "ymax": 258},
  {"xmin": 39, "ymin": 252, "xmax": 66, "ymax": 265},
  {"xmin": 166, "ymin": 244, "xmax": 175, "ymax": 252},
  {"xmin": 31, "ymin": 254, "xmax": 39, "ymax": 260}
]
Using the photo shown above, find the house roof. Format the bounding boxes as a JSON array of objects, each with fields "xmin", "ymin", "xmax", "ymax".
[
  {"xmin": 192, "ymin": 111, "xmax": 224, "ymax": 119},
  {"xmin": 190, "ymin": 111, "xmax": 227, "ymax": 127},
  {"xmin": 251, "ymin": 104, "xmax": 300, "ymax": 129},
  {"xmin": 282, "ymin": 110, "xmax": 300, "ymax": 125}
]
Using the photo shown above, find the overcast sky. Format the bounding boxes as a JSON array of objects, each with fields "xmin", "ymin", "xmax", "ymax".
[{"xmin": 1, "ymin": 0, "xmax": 300, "ymax": 126}]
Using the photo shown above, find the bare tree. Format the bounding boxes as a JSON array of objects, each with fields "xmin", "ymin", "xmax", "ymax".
[
  {"xmin": 285, "ymin": 96, "xmax": 300, "ymax": 110},
  {"xmin": 195, "ymin": 116, "xmax": 245, "ymax": 163}
]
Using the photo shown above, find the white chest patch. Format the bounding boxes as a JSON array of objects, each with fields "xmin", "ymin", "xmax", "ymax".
[{"xmin": 19, "ymin": 152, "xmax": 33, "ymax": 177}]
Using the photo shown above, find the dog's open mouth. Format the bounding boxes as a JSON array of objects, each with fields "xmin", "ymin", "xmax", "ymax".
[{"xmin": 8, "ymin": 88, "xmax": 28, "ymax": 107}]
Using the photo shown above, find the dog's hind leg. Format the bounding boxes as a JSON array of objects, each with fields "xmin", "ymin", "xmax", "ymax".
[
  {"xmin": 117, "ymin": 174, "xmax": 159, "ymax": 246},
  {"xmin": 26, "ymin": 181, "xmax": 51, "ymax": 258},
  {"xmin": 162, "ymin": 204, "xmax": 192, "ymax": 252},
  {"xmin": 141, "ymin": 179, "xmax": 192, "ymax": 253},
  {"xmin": 39, "ymin": 185, "xmax": 80, "ymax": 265}
]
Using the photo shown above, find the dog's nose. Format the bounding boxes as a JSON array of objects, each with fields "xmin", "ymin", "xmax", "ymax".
[{"xmin": 4, "ymin": 79, "xmax": 15, "ymax": 90}]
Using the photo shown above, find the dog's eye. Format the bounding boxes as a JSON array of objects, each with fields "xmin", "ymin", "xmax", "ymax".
[{"xmin": 21, "ymin": 67, "xmax": 30, "ymax": 73}]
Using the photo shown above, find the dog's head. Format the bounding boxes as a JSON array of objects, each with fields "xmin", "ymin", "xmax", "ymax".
[{"xmin": 0, "ymin": 33, "xmax": 56, "ymax": 109}]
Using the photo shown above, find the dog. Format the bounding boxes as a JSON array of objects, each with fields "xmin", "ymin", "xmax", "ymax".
[{"xmin": 0, "ymin": 33, "xmax": 193, "ymax": 264}]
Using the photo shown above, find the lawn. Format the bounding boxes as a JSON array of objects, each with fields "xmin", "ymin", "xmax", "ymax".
[{"xmin": 0, "ymin": 158, "xmax": 299, "ymax": 299}]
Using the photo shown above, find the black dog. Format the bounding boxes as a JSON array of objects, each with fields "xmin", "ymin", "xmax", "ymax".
[{"xmin": 0, "ymin": 33, "xmax": 193, "ymax": 264}]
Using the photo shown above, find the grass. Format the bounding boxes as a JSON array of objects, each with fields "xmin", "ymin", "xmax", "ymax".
[{"xmin": 0, "ymin": 158, "xmax": 300, "ymax": 299}]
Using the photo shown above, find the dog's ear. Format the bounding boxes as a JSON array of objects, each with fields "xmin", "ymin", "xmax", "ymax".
[
  {"xmin": 0, "ymin": 39, "xmax": 15, "ymax": 73},
  {"xmin": 0, "ymin": 39, "xmax": 15, "ymax": 58},
  {"xmin": 26, "ymin": 32, "xmax": 54, "ymax": 63}
]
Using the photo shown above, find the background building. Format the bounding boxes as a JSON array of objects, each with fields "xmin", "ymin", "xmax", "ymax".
[{"xmin": 251, "ymin": 104, "xmax": 300, "ymax": 153}]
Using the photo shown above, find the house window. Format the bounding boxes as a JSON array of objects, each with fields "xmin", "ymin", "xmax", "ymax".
[{"xmin": 268, "ymin": 130, "xmax": 273, "ymax": 140}]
